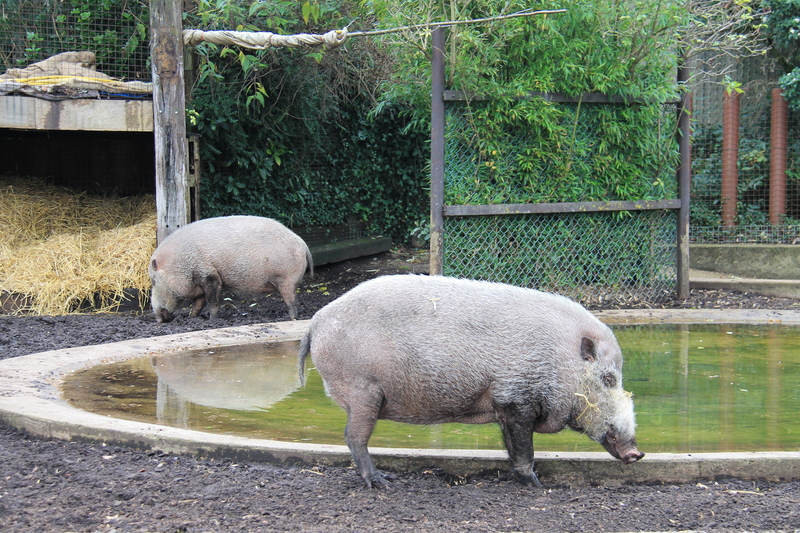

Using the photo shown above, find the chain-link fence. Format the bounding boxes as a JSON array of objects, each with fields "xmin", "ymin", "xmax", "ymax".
[
  {"xmin": 443, "ymin": 211, "xmax": 677, "ymax": 305},
  {"xmin": 440, "ymin": 99, "xmax": 681, "ymax": 305},
  {"xmin": 690, "ymin": 53, "xmax": 800, "ymax": 243},
  {"xmin": 0, "ymin": 0, "xmax": 150, "ymax": 81}
]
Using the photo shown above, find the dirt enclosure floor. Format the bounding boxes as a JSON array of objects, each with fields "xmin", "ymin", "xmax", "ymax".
[{"xmin": 1, "ymin": 247, "xmax": 799, "ymax": 532}]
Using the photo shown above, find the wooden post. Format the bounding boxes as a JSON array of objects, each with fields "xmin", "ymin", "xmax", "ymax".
[
  {"xmin": 429, "ymin": 27, "xmax": 446, "ymax": 276},
  {"xmin": 187, "ymin": 133, "xmax": 201, "ymax": 222},
  {"xmin": 770, "ymin": 87, "xmax": 788, "ymax": 225},
  {"xmin": 721, "ymin": 90, "xmax": 740, "ymax": 228},
  {"xmin": 151, "ymin": 0, "xmax": 189, "ymax": 244},
  {"xmin": 676, "ymin": 63, "xmax": 692, "ymax": 299}
]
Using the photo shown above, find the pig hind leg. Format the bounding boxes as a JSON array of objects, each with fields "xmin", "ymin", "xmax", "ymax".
[
  {"xmin": 194, "ymin": 273, "xmax": 222, "ymax": 318},
  {"xmin": 496, "ymin": 404, "xmax": 542, "ymax": 487},
  {"xmin": 342, "ymin": 392, "xmax": 387, "ymax": 488},
  {"xmin": 275, "ymin": 278, "xmax": 299, "ymax": 320},
  {"xmin": 189, "ymin": 295, "xmax": 206, "ymax": 317}
]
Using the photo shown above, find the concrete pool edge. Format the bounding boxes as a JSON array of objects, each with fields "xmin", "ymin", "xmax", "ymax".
[{"xmin": 1, "ymin": 311, "xmax": 799, "ymax": 486}]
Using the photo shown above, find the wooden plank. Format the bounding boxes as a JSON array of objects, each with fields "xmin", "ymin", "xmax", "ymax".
[
  {"xmin": 151, "ymin": 0, "xmax": 188, "ymax": 244},
  {"xmin": 443, "ymin": 90, "xmax": 681, "ymax": 105},
  {"xmin": 309, "ymin": 237, "xmax": 393, "ymax": 267},
  {"xmin": 0, "ymin": 96, "xmax": 153, "ymax": 131},
  {"xmin": 443, "ymin": 199, "xmax": 681, "ymax": 217}
]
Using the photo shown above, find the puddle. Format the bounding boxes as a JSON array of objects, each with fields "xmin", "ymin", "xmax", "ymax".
[{"xmin": 63, "ymin": 324, "xmax": 800, "ymax": 453}]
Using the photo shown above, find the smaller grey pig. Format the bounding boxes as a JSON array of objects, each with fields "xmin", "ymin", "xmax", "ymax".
[
  {"xmin": 149, "ymin": 215, "xmax": 312, "ymax": 322},
  {"xmin": 298, "ymin": 275, "xmax": 643, "ymax": 488}
]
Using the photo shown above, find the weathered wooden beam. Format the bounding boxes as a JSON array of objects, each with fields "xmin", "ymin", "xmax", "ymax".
[
  {"xmin": 443, "ymin": 199, "xmax": 681, "ymax": 217},
  {"xmin": 0, "ymin": 96, "xmax": 153, "ymax": 131},
  {"xmin": 676, "ymin": 62, "xmax": 692, "ymax": 299},
  {"xmin": 309, "ymin": 237, "xmax": 393, "ymax": 267},
  {"xmin": 443, "ymin": 90, "xmax": 681, "ymax": 105},
  {"xmin": 151, "ymin": 0, "xmax": 189, "ymax": 244},
  {"xmin": 429, "ymin": 27, "xmax": 446, "ymax": 276}
]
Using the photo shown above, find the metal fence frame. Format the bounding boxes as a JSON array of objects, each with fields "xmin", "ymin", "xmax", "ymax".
[{"xmin": 428, "ymin": 27, "xmax": 692, "ymax": 298}]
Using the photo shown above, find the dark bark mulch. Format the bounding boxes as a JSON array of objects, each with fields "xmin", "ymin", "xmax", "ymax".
[{"xmin": 1, "ymin": 248, "xmax": 798, "ymax": 532}]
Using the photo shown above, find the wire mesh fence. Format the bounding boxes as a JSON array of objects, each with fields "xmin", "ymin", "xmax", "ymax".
[
  {"xmin": 442, "ymin": 102, "xmax": 680, "ymax": 205},
  {"xmin": 689, "ymin": 53, "xmax": 800, "ymax": 243},
  {"xmin": 440, "ymin": 98, "xmax": 681, "ymax": 304},
  {"xmin": 443, "ymin": 211, "xmax": 677, "ymax": 306},
  {"xmin": 0, "ymin": 0, "xmax": 150, "ymax": 81}
]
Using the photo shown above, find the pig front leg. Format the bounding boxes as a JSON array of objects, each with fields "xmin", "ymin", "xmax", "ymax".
[{"xmin": 496, "ymin": 405, "xmax": 543, "ymax": 487}]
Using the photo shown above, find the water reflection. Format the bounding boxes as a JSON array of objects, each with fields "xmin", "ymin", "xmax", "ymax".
[
  {"xmin": 63, "ymin": 324, "xmax": 800, "ymax": 453},
  {"xmin": 617, "ymin": 323, "xmax": 800, "ymax": 453},
  {"xmin": 153, "ymin": 342, "xmax": 300, "ymax": 428}
]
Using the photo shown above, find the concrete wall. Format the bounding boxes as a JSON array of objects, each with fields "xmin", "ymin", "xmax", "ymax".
[{"xmin": 691, "ymin": 244, "xmax": 800, "ymax": 279}]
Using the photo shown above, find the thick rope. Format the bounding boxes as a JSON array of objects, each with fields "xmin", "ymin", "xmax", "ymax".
[
  {"xmin": 182, "ymin": 8, "xmax": 566, "ymax": 50},
  {"xmin": 183, "ymin": 28, "xmax": 348, "ymax": 49}
]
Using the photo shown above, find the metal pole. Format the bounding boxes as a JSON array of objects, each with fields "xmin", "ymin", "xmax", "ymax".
[
  {"xmin": 429, "ymin": 26, "xmax": 446, "ymax": 276},
  {"xmin": 676, "ymin": 61, "xmax": 692, "ymax": 299}
]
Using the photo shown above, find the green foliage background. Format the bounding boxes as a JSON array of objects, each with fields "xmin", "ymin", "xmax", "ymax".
[
  {"xmin": 2, "ymin": 0, "xmax": 695, "ymax": 242},
  {"xmin": 186, "ymin": 0, "xmax": 689, "ymax": 240},
  {"xmin": 370, "ymin": 0, "xmax": 685, "ymax": 208},
  {"xmin": 184, "ymin": 0, "xmax": 428, "ymax": 239}
]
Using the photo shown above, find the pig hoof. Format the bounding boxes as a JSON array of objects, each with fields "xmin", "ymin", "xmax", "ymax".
[
  {"xmin": 364, "ymin": 472, "xmax": 390, "ymax": 489},
  {"xmin": 517, "ymin": 472, "xmax": 543, "ymax": 488}
]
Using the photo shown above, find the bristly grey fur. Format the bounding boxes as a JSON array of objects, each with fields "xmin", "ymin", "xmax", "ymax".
[{"xmin": 298, "ymin": 274, "xmax": 643, "ymax": 488}]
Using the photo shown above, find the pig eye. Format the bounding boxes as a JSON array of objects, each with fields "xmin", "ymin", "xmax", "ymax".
[{"xmin": 602, "ymin": 374, "xmax": 616, "ymax": 388}]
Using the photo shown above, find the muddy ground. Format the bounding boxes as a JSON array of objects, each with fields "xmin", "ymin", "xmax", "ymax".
[{"xmin": 1, "ymin": 247, "xmax": 799, "ymax": 532}]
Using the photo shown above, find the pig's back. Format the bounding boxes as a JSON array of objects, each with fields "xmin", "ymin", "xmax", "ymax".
[
  {"xmin": 311, "ymin": 274, "xmax": 593, "ymax": 353},
  {"xmin": 158, "ymin": 216, "xmax": 307, "ymax": 273}
]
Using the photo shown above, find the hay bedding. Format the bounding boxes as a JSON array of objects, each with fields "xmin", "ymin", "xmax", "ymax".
[{"xmin": 0, "ymin": 176, "xmax": 156, "ymax": 315}]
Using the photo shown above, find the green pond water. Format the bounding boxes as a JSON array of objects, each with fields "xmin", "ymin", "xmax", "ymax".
[{"xmin": 63, "ymin": 323, "xmax": 800, "ymax": 453}]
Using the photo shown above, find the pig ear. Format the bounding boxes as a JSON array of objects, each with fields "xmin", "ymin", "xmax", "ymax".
[
  {"xmin": 151, "ymin": 258, "xmax": 159, "ymax": 271},
  {"xmin": 581, "ymin": 337, "xmax": 597, "ymax": 362}
]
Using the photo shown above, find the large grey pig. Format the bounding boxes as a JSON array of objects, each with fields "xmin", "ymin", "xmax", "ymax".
[
  {"xmin": 149, "ymin": 215, "xmax": 312, "ymax": 322},
  {"xmin": 298, "ymin": 275, "xmax": 643, "ymax": 488}
]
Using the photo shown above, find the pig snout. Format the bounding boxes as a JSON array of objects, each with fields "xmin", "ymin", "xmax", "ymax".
[{"xmin": 600, "ymin": 425, "xmax": 644, "ymax": 464}]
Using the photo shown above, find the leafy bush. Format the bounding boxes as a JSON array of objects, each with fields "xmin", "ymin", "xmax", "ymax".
[
  {"xmin": 185, "ymin": 0, "xmax": 428, "ymax": 240},
  {"xmin": 370, "ymin": 0, "xmax": 685, "ymax": 205}
]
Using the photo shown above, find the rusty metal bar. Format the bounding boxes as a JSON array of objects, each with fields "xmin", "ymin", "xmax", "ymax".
[
  {"xmin": 770, "ymin": 87, "xmax": 788, "ymax": 225},
  {"xmin": 429, "ymin": 26, "xmax": 446, "ymax": 276},
  {"xmin": 721, "ymin": 90, "xmax": 740, "ymax": 228},
  {"xmin": 676, "ymin": 61, "xmax": 692, "ymax": 299},
  {"xmin": 443, "ymin": 199, "xmax": 680, "ymax": 217}
]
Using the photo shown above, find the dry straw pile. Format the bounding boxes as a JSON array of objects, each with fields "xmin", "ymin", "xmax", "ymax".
[{"xmin": 0, "ymin": 176, "xmax": 156, "ymax": 315}]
